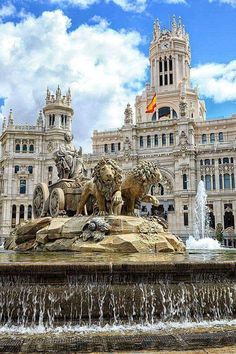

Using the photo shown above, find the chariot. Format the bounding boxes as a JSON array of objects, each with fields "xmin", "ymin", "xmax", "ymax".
[{"xmin": 33, "ymin": 179, "xmax": 82, "ymax": 218}]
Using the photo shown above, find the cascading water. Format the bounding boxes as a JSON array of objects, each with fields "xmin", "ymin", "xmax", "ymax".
[
  {"xmin": 186, "ymin": 181, "xmax": 221, "ymax": 249},
  {"xmin": 0, "ymin": 274, "xmax": 234, "ymax": 333}
]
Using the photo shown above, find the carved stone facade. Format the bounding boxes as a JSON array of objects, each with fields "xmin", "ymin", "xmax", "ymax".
[
  {"xmin": 0, "ymin": 87, "xmax": 73, "ymax": 238},
  {"xmin": 84, "ymin": 17, "xmax": 236, "ymax": 239}
]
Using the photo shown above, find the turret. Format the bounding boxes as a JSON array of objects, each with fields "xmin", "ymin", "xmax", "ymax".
[
  {"xmin": 149, "ymin": 16, "xmax": 191, "ymax": 92},
  {"xmin": 2, "ymin": 116, "xmax": 6, "ymax": 131},
  {"xmin": 43, "ymin": 86, "xmax": 74, "ymax": 131},
  {"xmin": 37, "ymin": 110, "xmax": 44, "ymax": 128}
]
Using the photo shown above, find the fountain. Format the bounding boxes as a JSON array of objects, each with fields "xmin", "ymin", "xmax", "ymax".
[
  {"xmin": 0, "ymin": 150, "xmax": 236, "ymax": 352},
  {"xmin": 186, "ymin": 181, "xmax": 221, "ymax": 250}
]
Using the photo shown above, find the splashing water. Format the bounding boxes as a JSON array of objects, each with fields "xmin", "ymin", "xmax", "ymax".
[{"xmin": 186, "ymin": 181, "xmax": 221, "ymax": 250}]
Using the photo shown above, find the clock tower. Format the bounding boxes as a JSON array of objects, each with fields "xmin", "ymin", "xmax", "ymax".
[{"xmin": 150, "ymin": 16, "xmax": 191, "ymax": 93}]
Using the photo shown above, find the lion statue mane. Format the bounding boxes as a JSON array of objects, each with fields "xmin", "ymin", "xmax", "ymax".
[
  {"xmin": 76, "ymin": 157, "xmax": 123, "ymax": 216},
  {"xmin": 121, "ymin": 161, "xmax": 162, "ymax": 215}
]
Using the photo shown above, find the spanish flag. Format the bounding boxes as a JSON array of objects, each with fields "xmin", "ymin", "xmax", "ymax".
[{"xmin": 145, "ymin": 93, "xmax": 157, "ymax": 113}]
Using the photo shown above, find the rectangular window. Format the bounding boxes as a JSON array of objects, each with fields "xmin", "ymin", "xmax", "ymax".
[
  {"xmin": 184, "ymin": 213, "xmax": 189, "ymax": 226},
  {"xmin": 159, "ymin": 61, "xmax": 162, "ymax": 73},
  {"xmin": 118, "ymin": 142, "xmax": 121, "ymax": 151},
  {"xmin": 169, "ymin": 59, "xmax": 173, "ymax": 71},
  {"xmin": 104, "ymin": 144, "xmax": 108, "ymax": 153},
  {"xmin": 154, "ymin": 135, "xmax": 158, "ymax": 146},
  {"xmin": 164, "ymin": 60, "xmax": 168, "ymax": 71},
  {"xmin": 160, "ymin": 75, "xmax": 163, "ymax": 86},
  {"xmin": 164, "ymin": 74, "xmax": 168, "ymax": 85},
  {"xmin": 169, "ymin": 133, "xmax": 174, "ymax": 145},
  {"xmin": 183, "ymin": 174, "xmax": 188, "ymax": 190},
  {"xmin": 140, "ymin": 136, "xmax": 143, "ymax": 147},
  {"xmin": 20, "ymin": 180, "xmax": 26, "ymax": 194},
  {"xmin": 169, "ymin": 73, "xmax": 173, "ymax": 85},
  {"xmin": 147, "ymin": 135, "xmax": 151, "ymax": 147},
  {"xmin": 111, "ymin": 143, "xmax": 115, "ymax": 152}
]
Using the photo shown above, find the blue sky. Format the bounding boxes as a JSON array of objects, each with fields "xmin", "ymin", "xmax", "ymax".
[{"xmin": 0, "ymin": 0, "xmax": 236, "ymax": 150}]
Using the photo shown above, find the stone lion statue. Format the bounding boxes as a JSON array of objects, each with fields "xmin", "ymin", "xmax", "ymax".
[
  {"xmin": 121, "ymin": 161, "xmax": 162, "ymax": 215},
  {"xmin": 76, "ymin": 158, "xmax": 123, "ymax": 216}
]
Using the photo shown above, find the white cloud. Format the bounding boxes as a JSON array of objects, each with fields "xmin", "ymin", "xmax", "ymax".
[
  {"xmin": 0, "ymin": 10, "xmax": 148, "ymax": 151},
  {"xmin": 191, "ymin": 61, "xmax": 236, "ymax": 103},
  {"xmin": 209, "ymin": 0, "xmax": 236, "ymax": 6},
  {"xmin": 0, "ymin": 2, "xmax": 16, "ymax": 19},
  {"xmin": 50, "ymin": 0, "xmax": 147, "ymax": 12}
]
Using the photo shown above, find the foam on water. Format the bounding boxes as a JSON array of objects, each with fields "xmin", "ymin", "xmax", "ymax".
[
  {"xmin": 186, "ymin": 235, "xmax": 221, "ymax": 250},
  {"xmin": 0, "ymin": 319, "xmax": 236, "ymax": 335}
]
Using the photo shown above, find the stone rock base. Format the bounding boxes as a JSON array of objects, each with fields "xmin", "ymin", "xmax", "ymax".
[{"xmin": 5, "ymin": 215, "xmax": 185, "ymax": 253}]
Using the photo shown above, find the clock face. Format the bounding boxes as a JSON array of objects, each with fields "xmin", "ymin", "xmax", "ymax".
[{"xmin": 161, "ymin": 42, "xmax": 169, "ymax": 50}]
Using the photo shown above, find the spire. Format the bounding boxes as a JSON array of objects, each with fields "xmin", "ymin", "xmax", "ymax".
[
  {"xmin": 37, "ymin": 110, "xmax": 44, "ymax": 127},
  {"xmin": 153, "ymin": 19, "xmax": 160, "ymax": 41},
  {"xmin": 172, "ymin": 15, "xmax": 177, "ymax": 34},
  {"xmin": 2, "ymin": 116, "xmax": 6, "ymax": 131},
  {"xmin": 56, "ymin": 85, "xmax": 61, "ymax": 101},
  {"xmin": 8, "ymin": 109, "xmax": 14, "ymax": 126},
  {"xmin": 124, "ymin": 103, "xmax": 133, "ymax": 125}
]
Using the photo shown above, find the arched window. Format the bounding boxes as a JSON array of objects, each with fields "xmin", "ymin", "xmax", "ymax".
[
  {"xmin": 231, "ymin": 157, "xmax": 234, "ymax": 163},
  {"xmin": 28, "ymin": 166, "xmax": 33, "ymax": 174},
  {"xmin": 164, "ymin": 57, "xmax": 168, "ymax": 71},
  {"xmin": 219, "ymin": 132, "xmax": 223, "ymax": 142},
  {"xmin": 154, "ymin": 135, "xmax": 158, "ymax": 146},
  {"xmin": 111, "ymin": 143, "xmax": 115, "ymax": 152},
  {"xmin": 29, "ymin": 144, "xmax": 34, "ymax": 153},
  {"xmin": 14, "ymin": 165, "xmax": 20, "ymax": 174},
  {"xmin": 28, "ymin": 205, "xmax": 32, "ymax": 219},
  {"xmin": 219, "ymin": 158, "xmax": 222, "ymax": 165},
  {"xmin": 169, "ymin": 133, "xmax": 174, "ymax": 145},
  {"xmin": 159, "ymin": 59, "xmax": 163, "ymax": 73},
  {"xmin": 52, "ymin": 114, "xmax": 55, "ymax": 126},
  {"xmin": 223, "ymin": 157, "xmax": 229, "ymax": 164},
  {"xmin": 147, "ymin": 135, "xmax": 151, "ymax": 147},
  {"xmin": 61, "ymin": 114, "xmax": 64, "ymax": 126},
  {"xmin": 158, "ymin": 183, "xmax": 164, "ymax": 195},
  {"xmin": 224, "ymin": 174, "xmax": 230, "ymax": 189},
  {"xmin": 202, "ymin": 134, "xmax": 207, "ymax": 144},
  {"xmin": 152, "ymin": 111, "xmax": 157, "ymax": 121},
  {"xmin": 140, "ymin": 136, "xmax": 143, "ymax": 147},
  {"xmin": 200, "ymin": 160, "xmax": 203, "ymax": 166},
  {"xmin": 212, "ymin": 159, "xmax": 215, "ymax": 165},
  {"xmin": 11, "ymin": 204, "xmax": 16, "ymax": 228},
  {"xmin": 20, "ymin": 180, "xmax": 26, "ymax": 194},
  {"xmin": 22, "ymin": 144, "xmax": 27, "ymax": 153},
  {"xmin": 205, "ymin": 159, "xmax": 210, "ymax": 165},
  {"xmin": 219, "ymin": 174, "xmax": 223, "ymax": 189},
  {"xmin": 118, "ymin": 142, "xmax": 121, "ymax": 151},
  {"xmin": 19, "ymin": 205, "xmax": 24, "ymax": 221},
  {"xmin": 183, "ymin": 174, "xmax": 188, "ymax": 190},
  {"xmin": 49, "ymin": 114, "xmax": 52, "ymax": 126},
  {"xmin": 158, "ymin": 107, "xmax": 177, "ymax": 120},
  {"xmin": 48, "ymin": 166, "xmax": 53, "ymax": 172},
  {"xmin": 210, "ymin": 133, "xmax": 215, "ymax": 143},
  {"xmin": 162, "ymin": 134, "xmax": 166, "ymax": 146},
  {"xmin": 65, "ymin": 115, "xmax": 67, "ymax": 125},
  {"xmin": 205, "ymin": 175, "xmax": 211, "ymax": 190},
  {"xmin": 15, "ymin": 144, "xmax": 20, "ymax": 153},
  {"xmin": 104, "ymin": 144, "xmax": 108, "ymax": 153}
]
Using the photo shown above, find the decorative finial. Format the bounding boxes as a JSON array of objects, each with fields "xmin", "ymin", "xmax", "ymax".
[
  {"xmin": 8, "ymin": 109, "xmax": 14, "ymax": 126},
  {"xmin": 153, "ymin": 19, "xmax": 160, "ymax": 41},
  {"xmin": 177, "ymin": 16, "xmax": 183, "ymax": 36},
  {"xmin": 172, "ymin": 15, "xmax": 177, "ymax": 34},
  {"xmin": 2, "ymin": 116, "xmax": 6, "ymax": 131},
  {"xmin": 37, "ymin": 110, "xmax": 43, "ymax": 127},
  {"xmin": 56, "ymin": 85, "xmax": 61, "ymax": 100}
]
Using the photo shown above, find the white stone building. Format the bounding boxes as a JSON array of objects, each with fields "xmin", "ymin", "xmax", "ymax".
[
  {"xmin": 0, "ymin": 87, "xmax": 73, "ymax": 238},
  {"xmin": 84, "ymin": 17, "xmax": 236, "ymax": 244}
]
